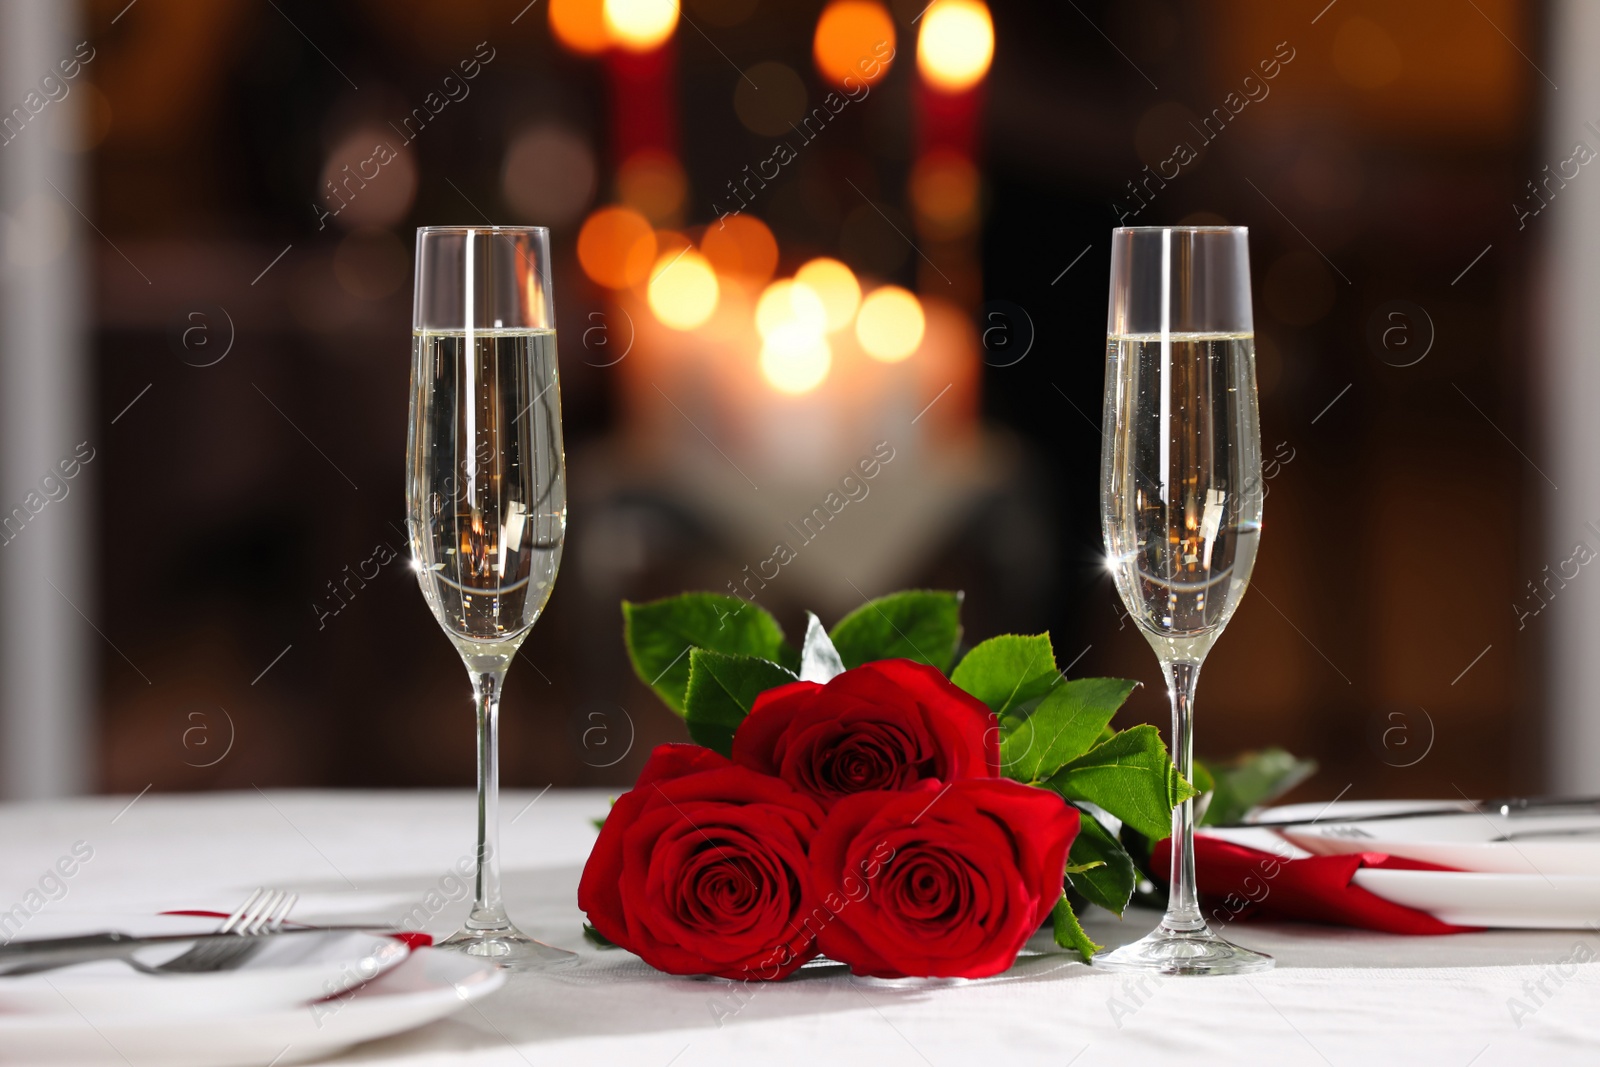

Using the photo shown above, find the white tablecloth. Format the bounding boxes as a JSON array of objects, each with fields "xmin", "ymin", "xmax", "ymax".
[{"xmin": 3, "ymin": 789, "xmax": 1598, "ymax": 1066}]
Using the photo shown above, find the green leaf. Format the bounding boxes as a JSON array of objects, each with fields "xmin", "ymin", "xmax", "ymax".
[
  {"xmin": 682, "ymin": 649, "xmax": 797, "ymax": 756},
  {"xmin": 623, "ymin": 595, "xmax": 791, "ymax": 714},
  {"xmin": 1000, "ymin": 677, "xmax": 1139, "ymax": 784},
  {"xmin": 949, "ymin": 633, "xmax": 1058, "ymax": 718},
  {"xmin": 1200, "ymin": 747, "xmax": 1318, "ymax": 827},
  {"xmin": 1052, "ymin": 893, "xmax": 1102, "ymax": 963},
  {"xmin": 829, "ymin": 590, "xmax": 962, "ymax": 672},
  {"xmin": 583, "ymin": 923, "xmax": 617, "ymax": 949},
  {"xmin": 1044, "ymin": 725, "xmax": 1196, "ymax": 840},
  {"xmin": 1065, "ymin": 811, "xmax": 1138, "ymax": 917}
]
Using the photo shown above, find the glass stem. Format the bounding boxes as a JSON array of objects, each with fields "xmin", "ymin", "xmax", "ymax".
[
  {"xmin": 1161, "ymin": 658, "xmax": 1204, "ymax": 932},
  {"xmin": 467, "ymin": 667, "xmax": 508, "ymax": 931}
]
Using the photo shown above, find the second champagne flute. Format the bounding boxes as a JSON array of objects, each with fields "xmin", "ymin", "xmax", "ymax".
[
  {"xmin": 406, "ymin": 225, "xmax": 570, "ymax": 964},
  {"xmin": 1095, "ymin": 225, "xmax": 1272, "ymax": 975}
]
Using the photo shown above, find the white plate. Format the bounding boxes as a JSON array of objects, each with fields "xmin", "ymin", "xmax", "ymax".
[
  {"xmin": 1352, "ymin": 868, "xmax": 1600, "ymax": 928},
  {"xmin": 0, "ymin": 914, "xmax": 409, "ymax": 1016},
  {"xmin": 1273, "ymin": 803, "xmax": 1600, "ymax": 876},
  {"xmin": 0, "ymin": 947, "xmax": 504, "ymax": 1067}
]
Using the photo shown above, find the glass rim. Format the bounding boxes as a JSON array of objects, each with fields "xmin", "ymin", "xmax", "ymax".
[
  {"xmin": 415, "ymin": 225, "xmax": 550, "ymax": 235},
  {"xmin": 1112, "ymin": 225, "xmax": 1248, "ymax": 234}
]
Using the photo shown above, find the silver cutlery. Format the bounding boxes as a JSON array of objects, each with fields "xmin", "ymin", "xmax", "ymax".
[
  {"xmin": 1237, "ymin": 796, "xmax": 1600, "ymax": 829},
  {"xmin": 0, "ymin": 887, "xmax": 301, "ymax": 977},
  {"xmin": 1489, "ymin": 826, "xmax": 1600, "ymax": 842}
]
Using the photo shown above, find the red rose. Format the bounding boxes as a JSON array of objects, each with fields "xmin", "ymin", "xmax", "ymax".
[
  {"xmin": 577, "ymin": 744, "xmax": 825, "ymax": 980},
  {"xmin": 731, "ymin": 659, "xmax": 999, "ymax": 808},
  {"xmin": 808, "ymin": 779, "xmax": 1080, "ymax": 978}
]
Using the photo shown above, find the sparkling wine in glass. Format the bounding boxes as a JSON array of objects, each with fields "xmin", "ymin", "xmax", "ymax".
[
  {"xmin": 1095, "ymin": 226, "xmax": 1272, "ymax": 975},
  {"xmin": 406, "ymin": 226, "xmax": 569, "ymax": 964}
]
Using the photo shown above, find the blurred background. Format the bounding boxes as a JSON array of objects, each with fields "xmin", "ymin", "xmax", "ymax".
[{"xmin": 1, "ymin": 0, "xmax": 1589, "ymax": 805}]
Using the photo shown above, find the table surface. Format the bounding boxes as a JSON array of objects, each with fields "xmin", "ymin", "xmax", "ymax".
[{"xmin": 3, "ymin": 788, "xmax": 1598, "ymax": 1066}]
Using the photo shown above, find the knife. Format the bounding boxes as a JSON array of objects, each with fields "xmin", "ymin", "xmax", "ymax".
[
  {"xmin": 0, "ymin": 924, "xmax": 404, "ymax": 976},
  {"xmin": 1232, "ymin": 796, "xmax": 1600, "ymax": 829}
]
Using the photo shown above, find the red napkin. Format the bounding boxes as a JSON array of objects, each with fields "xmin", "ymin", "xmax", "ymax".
[
  {"xmin": 1150, "ymin": 834, "xmax": 1482, "ymax": 935},
  {"xmin": 159, "ymin": 909, "xmax": 434, "ymax": 949}
]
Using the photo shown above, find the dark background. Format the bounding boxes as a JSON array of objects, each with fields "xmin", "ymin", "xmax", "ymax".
[{"xmin": 81, "ymin": 0, "xmax": 1543, "ymax": 804}]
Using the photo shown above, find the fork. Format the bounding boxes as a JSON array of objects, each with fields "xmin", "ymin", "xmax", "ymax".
[
  {"xmin": 0, "ymin": 887, "xmax": 299, "ymax": 977},
  {"xmin": 1317, "ymin": 825, "xmax": 1376, "ymax": 839},
  {"xmin": 147, "ymin": 888, "xmax": 300, "ymax": 974}
]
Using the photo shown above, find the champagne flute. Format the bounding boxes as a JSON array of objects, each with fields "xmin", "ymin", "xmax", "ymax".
[
  {"xmin": 406, "ymin": 226, "xmax": 570, "ymax": 964},
  {"xmin": 1095, "ymin": 226, "xmax": 1271, "ymax": 975}
]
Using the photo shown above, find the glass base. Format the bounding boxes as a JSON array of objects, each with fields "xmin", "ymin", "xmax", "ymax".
[
  {"xmin": 1091, "ymin": 922, "xmax": 1274, "ymax": 976},
  {"xmin": 437, "ymin": 921, "xmax": 576, "ymax": 969}
]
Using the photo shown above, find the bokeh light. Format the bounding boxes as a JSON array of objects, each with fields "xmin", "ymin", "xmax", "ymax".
[
  {"xmin": 603, "ymin": 0, "xmax": 678, "ymax": 52},
  {"xmin": 813, "ymin": 1, "xmax": 896, "ymax": 88},
  {"xmin": 917, "ymin": 0, "xmax": 994, "ymax": 93},
  {"xmin": 734, "ymin": 62, "xmax": 808, "ymax": 137},
  {"xmin": 760, "ymin": 326, "xmax": 832, "ymax": 395},
  {"xmin": 700, "ymin": 215, "xmax": 779, "ymax": 286},
  {"xmin": 616, "ymin": 150, "xmax": 687, "ymax": 224},
  {"xmin": 51, "ymin": 80, "xmax": 111, "ymax": 154},
  {"xmin": 577, "ymin": 206, "xmax": 658, "ymax": 290},
  {"xmin": 647, "ymin": 249, "xmax": 720, "ymax": 330},
  {"xmin": 501, "ymin": 126, "xmax": 597, "ymax": 227},
  {"xmin": 319, "ymin": 128, "xmax": 417, "ymax": 230},
  {"xmin": 652, "ymin": 229, "xmax": 694, "ymax": 265},
  {"xmin": 756, "ymin": 279, "xmax": 828, "ymax": 340},
  {"xmin": 549, "ymin": 0, "xmax": 609, "ymax": 54},
  {"xmin": 910, "ymin": 150, "xmax": 980, "ymax": 230},
  {"xmin": 855, "ymin": 286, "xmax": 925, "ymax": 362},
  {"xmin": 794, "ymin": 258, "xmax": 861, "ymax": 332}
]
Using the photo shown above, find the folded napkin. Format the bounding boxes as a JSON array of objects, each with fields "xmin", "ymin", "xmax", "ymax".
[{"xmin": 1151, "ymin": 833, "xmax": 1482, "ymax": 934}]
